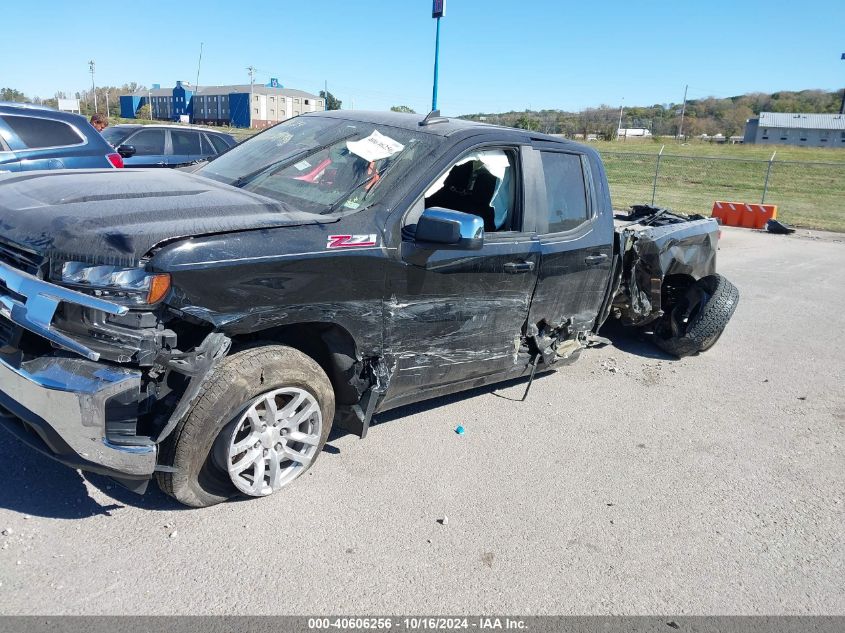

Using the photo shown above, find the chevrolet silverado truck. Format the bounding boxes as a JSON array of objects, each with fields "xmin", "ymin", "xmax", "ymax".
[{"xmin": 0, "ymin": 111, "xmax": 738, "ymax": 507}]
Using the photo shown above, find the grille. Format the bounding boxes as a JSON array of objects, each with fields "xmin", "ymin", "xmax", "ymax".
[{"xmin": 0, "ymin": 239, "xmax": 45, "ymax": 276}]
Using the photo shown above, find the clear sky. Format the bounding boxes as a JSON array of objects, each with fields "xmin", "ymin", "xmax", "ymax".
[{"xmin": 2, "ymin": 0, "xmax": 843, "ymax": 116}]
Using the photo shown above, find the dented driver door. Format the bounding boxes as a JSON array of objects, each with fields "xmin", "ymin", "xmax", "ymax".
[{"xmin": 381, "ymin": 145, "xmax": 539, "ymax": 406}]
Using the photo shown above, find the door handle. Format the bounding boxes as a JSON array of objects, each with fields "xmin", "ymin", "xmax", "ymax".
[
  {"xmin": 504, "ymin": 261, "xmax": 535, "ymax": 274},
  {"xmin": 585, "ymin": 253, "xmax": 608, "ymax": 266}
]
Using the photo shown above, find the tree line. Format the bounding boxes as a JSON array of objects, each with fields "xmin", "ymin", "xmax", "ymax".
[
  {"xmin": 1, "ymin": 83, "xmax": 147, "ymax": 117},
  {"xmin": 459, "ymin": 89, "xmax": 844, "ymax": 139},
  {"xmin": 3, "ymin": 85, "xmax": 841, "ymax": 136}
]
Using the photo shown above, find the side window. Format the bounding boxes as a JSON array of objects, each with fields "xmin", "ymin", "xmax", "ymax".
[
  {"xmin": 539, "ymin": 152, "xmax": 589, "ymax": 233},
  {"xmin": 423, "ymin": 149, "xmax": 517, "ymax": 232},
  {"xmin": 1, "ymin": 115, "xmax": 83, "ymax": 149},
  {"xmin": 171, "ymin": 130, "xmax": 202, "ymax": 155},
  {"xmin": 128, "ymin": 129, "xmax": 166, "ymax": 156},
  {"xmin": 207, "ymin": 134, "xmax": 230, "ymax": 154}
]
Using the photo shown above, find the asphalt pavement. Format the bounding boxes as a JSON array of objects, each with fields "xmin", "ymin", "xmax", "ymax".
[{"xmin": 0, "ymin": 226, "xmax": 843, "ymax": 615}]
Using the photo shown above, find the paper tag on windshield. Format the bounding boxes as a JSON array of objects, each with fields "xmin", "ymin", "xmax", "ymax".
[
  {"xmin": 294, "ymin": 160, "xmax": 311, "ymax": 171},
  {"xmin": 347, "ymin": 131, "xmax": 405, "ymax": 162}
]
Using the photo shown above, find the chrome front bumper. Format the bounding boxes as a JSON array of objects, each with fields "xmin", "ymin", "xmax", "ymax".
[{"xmin": 0, "ymin": 353, "xmax": 156, "ymax": 478}]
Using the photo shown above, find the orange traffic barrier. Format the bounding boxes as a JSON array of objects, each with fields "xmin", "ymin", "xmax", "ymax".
[
  {"xmin": 711, "ymin": 202, "xmax": 726, "ymax": 224},
  {"xmin": 711, "ymin": 201, "xmax": 777, "ymax": 229}
]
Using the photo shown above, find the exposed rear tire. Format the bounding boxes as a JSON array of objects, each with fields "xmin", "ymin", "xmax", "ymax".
[
  {"xmin": 156, "ymin": 344, "xmax": 335, "ymax": 508},
  {"xmin": 653, "ymin": 274, "xmax": 739, "ymax": 358}
]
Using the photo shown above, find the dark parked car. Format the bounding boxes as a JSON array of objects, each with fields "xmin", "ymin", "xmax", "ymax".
[
  {"xmin": 0, "ymin": 111, "xmax": 738, "ymax": 507},
  {"xmin": 0, "ymin": 102, "xmax": 124, "ymax": 171},
  {"xmin": 102, "ymin": 124, "xmax": 236, "ymax": 168}
]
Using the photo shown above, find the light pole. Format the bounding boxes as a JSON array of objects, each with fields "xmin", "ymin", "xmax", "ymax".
[
  {"xmin": 431, "ymin": 0, "xmax": 445, "ymax": 112},
  {"xmin": 88, "ymin": 60, "xmax": 97, "ymax": 113}
]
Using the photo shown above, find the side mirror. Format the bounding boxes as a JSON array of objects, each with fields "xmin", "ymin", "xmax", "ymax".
[
  {"xmin": 414, "ymin": 207, "xmax": 484, "ymax": 250},
  {"xmin": 117, "ymin": 144, "xmax": 136, "ymax": 158}
]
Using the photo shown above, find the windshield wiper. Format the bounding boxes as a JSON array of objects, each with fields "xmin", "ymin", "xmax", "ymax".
[
  {"xmin": 232, "ymin": 132, "xmax": 358, "ymax": 189},
  {"xmin": 231, "ymin": 149, "xmax": 312, "ymax": 189}
]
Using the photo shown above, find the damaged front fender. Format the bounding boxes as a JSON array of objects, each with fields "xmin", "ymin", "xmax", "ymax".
[{"xmin": 153, "ymin": 331, "xmax": 232, "ymax": 443}]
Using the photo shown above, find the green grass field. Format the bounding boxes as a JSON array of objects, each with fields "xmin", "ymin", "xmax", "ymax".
[
  {"xmin": 591, "ymin": 138, "xmax": 845, "ymax": 162},
  {"xmin": 593, "ymin": 139, "xmax": 845, "ymax": 231}
]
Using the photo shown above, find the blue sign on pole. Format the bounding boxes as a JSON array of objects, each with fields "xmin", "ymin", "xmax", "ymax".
[{"xmin": 432, "ymin": 0, "xmax": 445, "ymax": 19}]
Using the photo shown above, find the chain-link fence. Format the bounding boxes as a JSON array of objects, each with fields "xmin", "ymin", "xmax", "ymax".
[{"xmin": 600, "ymin": 150, "xmax": 845, "ymax": 232}]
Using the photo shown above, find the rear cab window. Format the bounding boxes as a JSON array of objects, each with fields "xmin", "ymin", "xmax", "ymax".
[
  {"xmin": 538, "ymin": 151, "xmax": 591, "ymax": 233},
  {"xmin": 0, "ymin": 115, "xmax": 84, "ymax": 149}
]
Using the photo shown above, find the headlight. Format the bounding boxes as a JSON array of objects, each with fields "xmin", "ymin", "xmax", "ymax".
[{"xmin": 54, "ymin": 262, "xmax": 171, "ymax": 306}]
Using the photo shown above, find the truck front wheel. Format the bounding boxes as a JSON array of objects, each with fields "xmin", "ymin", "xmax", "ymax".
[
  {"xmin": 156, "ymin": 345, "xmax": 335, "ymax": 507},
  {"xmin": 653, "ymin": 274, "xmax": 739, "ymax": 358}
]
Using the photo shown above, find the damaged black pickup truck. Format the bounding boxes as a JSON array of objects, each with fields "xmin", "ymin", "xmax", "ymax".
[{"xmin": 0, "ymin": 111, "xmax": 738, "ymax": 507}]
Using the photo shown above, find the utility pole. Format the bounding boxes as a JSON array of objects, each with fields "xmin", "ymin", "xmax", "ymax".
[
  {"xmin": 105, "ymin": 91, "xmax": 109, "ymax": 118},
  {"xmin": 616, "ymin": 98, "xmax": 624, "ymax": 141},
  {"xmin": 247, "ymin": 65, "xmax": 256, "ymax": 128},
  {"xmin": 324, "ymin": 79, "xmax": 328, "ymax": 111},
  {"xmin": 88, "ymin": 60, "xmax": 97, "ymax": 113},
  {"xmin": 195, "ymin": 42, "xmax": 204, "ymax": 93},
  {"xmin": 678, "ymin": 84, "xmax": 688, "ymax": 141},
  {"xmin": 148, "ymin": 89, "xmax": 153, "ymax": 120},
  {"xmin": 840, "ymin": 53, "xmax": 845, "ymax": 114},
  {"xmin": 431, "ymin": 1, "xmax": 445, "ymax": 112}
]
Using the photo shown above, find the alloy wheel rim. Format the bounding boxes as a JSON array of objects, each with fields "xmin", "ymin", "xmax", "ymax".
[{"xmin": 221, "ymin": 387, "xmax": 322, "ymax": 496}]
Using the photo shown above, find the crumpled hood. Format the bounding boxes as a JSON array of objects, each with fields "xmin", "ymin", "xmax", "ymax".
[{"xmin": 0, "ymin": 169, "xmax": 333, "ymax": 267}]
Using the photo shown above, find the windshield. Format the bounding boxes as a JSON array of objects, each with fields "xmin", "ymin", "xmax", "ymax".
[
  {"xmin": 100, "ymin": 126, "xmax": 135, "ymax": 146},
  {"xmin": 198, "ymin": 116, "xmax": 438, "ymax": 214}
]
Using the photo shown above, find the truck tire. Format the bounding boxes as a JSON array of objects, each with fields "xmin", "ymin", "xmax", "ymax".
[
  {"xmin": 653, "ymin": 274, "xmax": 739, "ymax": 358},
  {"xmin": 156, "ymin": 345, "xmax": 335, "ymax": 508}
]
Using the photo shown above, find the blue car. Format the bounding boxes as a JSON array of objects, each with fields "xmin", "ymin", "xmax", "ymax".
[
  {"xmin": 0, "ymin": 102, "xmax": 124, "ymax": 172},
  {"xmin": 101, "ymin": 124, "xmax": 237, "ymax": 168}
]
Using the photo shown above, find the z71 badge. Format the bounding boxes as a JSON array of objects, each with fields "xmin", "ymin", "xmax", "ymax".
[{"xmin": 326, "ymin": 234, "xmax": 378, "ymax": 249}]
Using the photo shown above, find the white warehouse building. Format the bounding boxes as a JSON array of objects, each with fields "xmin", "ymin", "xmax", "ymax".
[{"xmin": 744, "ymin": 112, "xmax": 845, "ymax": 147}]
